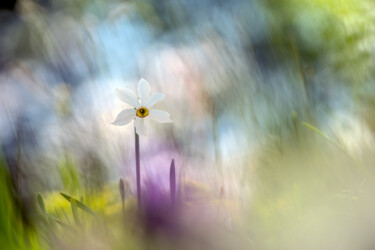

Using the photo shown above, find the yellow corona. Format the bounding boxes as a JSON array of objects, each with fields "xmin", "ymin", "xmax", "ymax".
[{"xmin": 136, "ymin": 107, "xmax": 149, "ymax": 118}]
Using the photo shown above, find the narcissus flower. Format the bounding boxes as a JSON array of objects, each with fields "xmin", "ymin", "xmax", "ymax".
[{"xmin": 112, "ymin": 79, "xmax": 172, "ymax": 135}]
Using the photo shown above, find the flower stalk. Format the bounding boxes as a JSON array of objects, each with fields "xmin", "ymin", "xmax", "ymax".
[{"xmin": 135, "ymin": 129, "xmax": 141, "ymax": 209}]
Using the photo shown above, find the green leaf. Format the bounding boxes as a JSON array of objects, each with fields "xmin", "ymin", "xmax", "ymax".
[
  {"xmin": 37, "ymin": 193, "xmax": 46, "ymax": 213},
  {"xmin": 60, "ymin": 193, "xmax": 100, "ymax": 219}
]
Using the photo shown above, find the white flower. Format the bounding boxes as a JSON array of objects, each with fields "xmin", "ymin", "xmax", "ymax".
[{"xmin": 112, "ymin": 79, "xmax": 172, "ymax": 135}]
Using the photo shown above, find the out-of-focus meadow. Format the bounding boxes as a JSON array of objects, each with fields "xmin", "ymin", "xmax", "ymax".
[{"xmin": 1, "ymin": 0, "xmax": 375, "ymax": 249}]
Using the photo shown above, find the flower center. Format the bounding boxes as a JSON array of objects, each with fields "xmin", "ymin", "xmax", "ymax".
[{"xmin": 136, "ymin": 107, "xmax": 149, "ymax": 118}]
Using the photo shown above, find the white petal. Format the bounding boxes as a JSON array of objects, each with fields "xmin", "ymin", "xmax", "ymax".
[
  {"xmin": 137, "ymin": 79, "xmax": 151, "ymax": 105},
  {"xmin": 134, "ymin": 117, "xmax": 147, "ymax": 135},
  {"xmin": 112, "ymin": 109, "xmax": 136, "ymax": 126},
  {"xmin": 116, "ymin": 88, "xmax": 140, "ymax": 108},
  {"xmin": 144, "ymin": 93, "xmax": 165, "ymax": 108},
  {"xmin": 149, "ymin": 110, "xmax": 173, "ymax": 123}
]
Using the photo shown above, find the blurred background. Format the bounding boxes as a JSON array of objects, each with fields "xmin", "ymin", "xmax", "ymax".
[{"xmin": 1, "ymin": 0, "xmax": 375, "ymax": 249}]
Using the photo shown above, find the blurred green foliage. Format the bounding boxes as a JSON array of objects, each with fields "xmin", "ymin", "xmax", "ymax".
[
  {"xmin": 58, "ymin": 155, "xmax": 81, "ymax": 195},
  {"xmin": 0, "ymin": 154, "xmax": 39, "ymax": 249}
]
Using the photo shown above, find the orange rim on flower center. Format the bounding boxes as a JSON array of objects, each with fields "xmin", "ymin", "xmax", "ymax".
[{"xmin": 136, "ymin": 107, "xmax": 149, "ymax": 118}]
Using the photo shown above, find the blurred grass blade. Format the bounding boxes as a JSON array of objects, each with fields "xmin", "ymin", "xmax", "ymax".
[
  {"xmin": 71, "ymin": 199, "xmax": 81, "ymax": 228},
  {"xmin": 119, "ymin": 178, "xmax": 125, "ymax": 213},
  {"xmin": 37, "ymin": 194, "xmax": 79, "ymax": 231},
  {"xmin": 47, "ymin": 214, "xmax": 69, "ymax": 227},
  {"xmin": 60, "ymin": 193, "xmax": 100, "ymax": 219},
  {"xmin": 301, "ymin": 121, "xmax": 346, "ymax": 152},
  {"xmin": 170, "ymin": 159, "xmax": 176, "ymax": 206},
  {"xmin": 301, "ymin": 121, "xmax": 333, "ymax": 142},
  {"xmin": 46, "ymin": 214, "xmax": 81, "ymax": 235},
  {"xmin": 37, "ymin": 193, "xmax": 73, "ymax": 228},
  {"xmin": 37, "ymin": 193, "xmax": 46, "ymax": 214}
]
